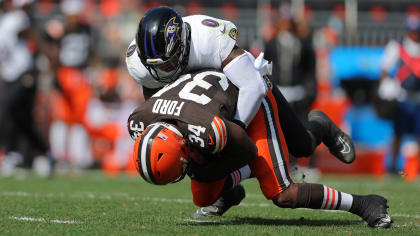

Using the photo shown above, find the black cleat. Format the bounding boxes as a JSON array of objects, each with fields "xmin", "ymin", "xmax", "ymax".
[
  {"xmin": 308, "ymin": 110, "xmax": 355, "ymax": 164},
  {"xmin": 192, "ymin": 184, "xmax": 246, "ymax": 218},
  {"xmin": 352, "ymin": 195, "xmax": 393, "ymax": 228}
]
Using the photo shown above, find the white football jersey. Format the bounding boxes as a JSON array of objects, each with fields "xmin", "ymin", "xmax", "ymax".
[
  {"xmin": 125, "ymin": 15, "xmax": 238, "ymax": 89},
  {"xmin": 0, "ymin": 10, "xmax": 32, "ymax": 82}
]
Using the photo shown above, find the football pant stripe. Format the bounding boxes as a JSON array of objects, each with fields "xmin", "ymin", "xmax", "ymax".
[
  {"xmin": 264, "ymin": 93, "xmax": 292, "ymax": 182},
  {"xmin": 261, "ymin": 98, "xmax": 291, "ymax": 189}
]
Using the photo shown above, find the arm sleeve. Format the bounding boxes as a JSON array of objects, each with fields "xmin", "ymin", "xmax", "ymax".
[
  {"xmin": 180, "ymin": 113, "xmax": 230, "ymax": 154},
  {"xmin": 127, "ymin": 107, "xmax": 147, "ymax": 141},
  {"xmin": 223, "ymin": 52, "xmax": 268, "ymax": 127},
  {"xmin": 125, "ymin": 40, "xmax": 166, "ymax": 89}
]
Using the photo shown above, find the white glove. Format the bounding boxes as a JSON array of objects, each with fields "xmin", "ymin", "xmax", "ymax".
[{"xmin": 253, "ymin": 52, "xmax": 272, "ymax": 77}]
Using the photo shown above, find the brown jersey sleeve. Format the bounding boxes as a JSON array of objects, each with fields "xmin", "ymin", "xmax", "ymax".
[
  {"xmin": 174, "ymin": 103, "xmax": 231, "ymax": 155},
  {"xmin": 127, "ymin": 107, "xmax": 147, "ymax": 141}
]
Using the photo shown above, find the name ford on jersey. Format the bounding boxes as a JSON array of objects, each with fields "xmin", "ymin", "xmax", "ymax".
[{"xmin": 152, "ymin": 99, "xmax": 184, "ymax": 116}]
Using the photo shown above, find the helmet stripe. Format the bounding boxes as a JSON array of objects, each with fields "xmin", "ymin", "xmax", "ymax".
[
  {"xmin": 139, "ymin": 124, "xmax": 163, "ymax": 184},
  {"xmin": 138, "ymin": 125, "xmax": 155, "ymax": 183},
  {"xmin": 150, "ymin": 30, "xmax": 157, "ymax": 57},
  {"xmin": 137, "ymin": 127, "xmax": 151, "ymax": 182},
  {"xmin": 143, "ymin": 24, "xmax": 149, "ymax": 58}
]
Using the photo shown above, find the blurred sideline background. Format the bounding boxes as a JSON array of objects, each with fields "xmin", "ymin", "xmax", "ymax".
[{"xmin": 0, "ymin": 0, "xmax": 419, "ymax": 181}]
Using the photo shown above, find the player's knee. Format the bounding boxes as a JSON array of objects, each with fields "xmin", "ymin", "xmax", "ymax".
[{"xmin": 272, "ymin": 183, "xmax": 298, "ymax": 208}]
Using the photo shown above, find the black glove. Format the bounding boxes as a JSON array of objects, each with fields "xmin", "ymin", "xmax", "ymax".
[{"xmin": 187, "ymin": 155, "xmax": 229, "ymax": 182}]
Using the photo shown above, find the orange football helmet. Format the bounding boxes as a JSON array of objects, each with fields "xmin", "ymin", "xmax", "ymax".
[{"xmin": 133, "ymin": 122, "xmax": 191, "ymax": 185}]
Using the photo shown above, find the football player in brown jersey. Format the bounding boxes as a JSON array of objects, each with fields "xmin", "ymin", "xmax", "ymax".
[{"xmin": 128, "ymin": 69, "xmax": 392, "ymax": 228}]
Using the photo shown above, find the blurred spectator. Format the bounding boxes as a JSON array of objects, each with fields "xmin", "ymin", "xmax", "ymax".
[
  {"xmin": 263, "ymin": 7, "xmax": 318, "ymax": 178},
  {"xmin": 85, "ymin": 68, "xmax": 137, "ymax": 175},
  {"xmin": 38, "ymin": 0, "xmax": 142, "ymax": 173},
  {"xmin": 0, "ymin": 1, "xmax": 52, "ymax": 175},
  {"xmin": 264, "ymin": 15, "xmax": 317, "ymax": 120},
  {"xmin": 380, "ymin": 14, "xmax": 420, "ymax": 174},
  {"xmin": 48, "ymin": 0, "xmax": 95, "ymax": 168}
]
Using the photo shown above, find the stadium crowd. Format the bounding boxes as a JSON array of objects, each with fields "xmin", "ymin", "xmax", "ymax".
[{"xmin": 0, "ymin": 0, "xmax": 144, "ymax": 176}]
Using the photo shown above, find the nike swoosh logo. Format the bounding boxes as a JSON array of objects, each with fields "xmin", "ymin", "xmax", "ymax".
[
  {"xmin": 339, "ymin": 136, "xmax": 351, "ymax": 154},
  {"xmin": 199, "ymin": 208, "xmax": 215, "ymax": 216},
  {"xmin": 208, "ymin": 134, "xmax": 215, "ymax": 146},
  {"xmin": 200, "ymin": 208, "xmax": 209, "ymax": 215},
  {"xmin": 220, "ymin": 25, "xmax": 226, "ymax": 34}
]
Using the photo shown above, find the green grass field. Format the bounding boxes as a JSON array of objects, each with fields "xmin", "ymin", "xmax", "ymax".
[{"xmin": 0, "ymin": 171, "xmax": 419, "ymax": 235}]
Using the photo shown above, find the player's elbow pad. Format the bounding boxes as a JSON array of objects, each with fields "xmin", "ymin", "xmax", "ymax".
[{"xmin": 223, "ymin": 53, "xmax": 268, "ymax": 126}]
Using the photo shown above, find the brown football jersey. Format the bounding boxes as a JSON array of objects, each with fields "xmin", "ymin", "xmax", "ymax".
[{"xmin": 128, "ymin": 69, "xmax": 238, "ymax": 154}]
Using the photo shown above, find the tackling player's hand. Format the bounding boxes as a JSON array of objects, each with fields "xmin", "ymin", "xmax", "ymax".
[{"xmin": 187, "ymin": 154, "xmax": 227, "ymax": 182}]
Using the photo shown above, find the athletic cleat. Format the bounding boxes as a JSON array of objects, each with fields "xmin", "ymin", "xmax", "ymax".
[
  {"xmin": 354, "ymin": 195, "xmax": 393, "ymax": 228},
  {"xmin": 308, "ymin": 110, "xmax": 355, "ymax": 164},
  {"xmin": 192, "ymin": 184, "xmax": 245, "ymax": 218}
]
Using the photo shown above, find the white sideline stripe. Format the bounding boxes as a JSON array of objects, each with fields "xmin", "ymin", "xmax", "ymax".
[
  {"xmin": 3, "ymin": 192, "xmax": 420, "ymax": 220},
  {"xmin": 9, "ymin": 216, "xmax": 78, "ymax": 224},
  {"xmin": 392, "ymin": 213, "xmax": 420, "ymax": 219},
  {"xmin": 184, "ymin": 219, "xmax": 225, "ymax": 224},
  {"xmin": 184, "ymin": 218, "xmax": 420, "ymax": 228},
  {"xmin": 393, "ymin": 223, "xmax": 420, "ymax": 228}
]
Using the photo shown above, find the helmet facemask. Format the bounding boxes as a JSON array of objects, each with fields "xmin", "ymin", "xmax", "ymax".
[{"xmin": 145, "ymin": 29, "xmax": 187, "ymax": 84}]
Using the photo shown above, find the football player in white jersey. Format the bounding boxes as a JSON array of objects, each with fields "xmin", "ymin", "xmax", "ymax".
[{"xmin": 126, "ymin": 6, "xmax": 267, "ymax": 128}]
